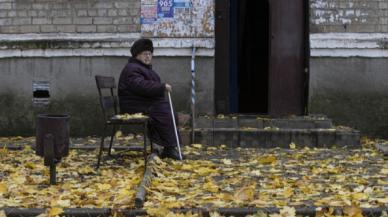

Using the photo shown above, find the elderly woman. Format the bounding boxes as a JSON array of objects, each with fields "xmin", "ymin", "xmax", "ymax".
[{"xmin": 118, "ymin": 38, "xmax": 181, "ymax": 160}]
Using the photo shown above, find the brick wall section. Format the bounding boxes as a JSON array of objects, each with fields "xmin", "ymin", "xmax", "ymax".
[
  {"xmin": 311, "ymin": 0, "xmax": 388, "ymax": 33},
  {"xmin": 0, "ymin": 0, "xmax": 140, "ymax": 33}
]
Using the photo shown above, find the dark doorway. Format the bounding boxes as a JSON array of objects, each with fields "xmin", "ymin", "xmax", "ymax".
[
  {"xmin": 230, "ymin": 0, "xmax": 269, "ymax": 113},
  {"xmin": 215, "ymin": 0, "xmax": 308, "ymax": 115}
]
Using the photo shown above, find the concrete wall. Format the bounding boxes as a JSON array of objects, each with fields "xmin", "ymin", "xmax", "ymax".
[
  {"xmin": 0, "ymin": 56, "xmax": 214, "ymax": 136},
  {"xmin": 310, "ymin": 0, "xmax": 388, "ymax": 138},
  {"xmin": 309, "ymin": 57, "xmax": 388, "ymax": 138}
]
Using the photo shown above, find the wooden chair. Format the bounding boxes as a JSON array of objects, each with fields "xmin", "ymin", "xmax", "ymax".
[{"xmin": 95, "ymin": 75, "xmax": 151, "ymax": 169}]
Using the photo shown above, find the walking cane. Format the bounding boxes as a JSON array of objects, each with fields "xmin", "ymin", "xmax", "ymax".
[{"xmin": 167, "ymin": 91, "xmax": 183, "ymax": 160}]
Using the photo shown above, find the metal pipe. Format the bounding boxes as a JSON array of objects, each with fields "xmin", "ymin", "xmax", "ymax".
[{"xmin": 191, "ymin": 46, "xmax": 196, "ymax": 144}]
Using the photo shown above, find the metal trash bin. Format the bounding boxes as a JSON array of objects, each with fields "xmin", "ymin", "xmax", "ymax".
[{"xmin": 36, "ymin": 114, "xmax": 70, "ymax": 160}]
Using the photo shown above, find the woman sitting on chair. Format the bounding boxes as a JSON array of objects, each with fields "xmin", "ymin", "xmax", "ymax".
[{"xmin": 118, "ymin": 38, "xmax": 182, "ymax": 160}]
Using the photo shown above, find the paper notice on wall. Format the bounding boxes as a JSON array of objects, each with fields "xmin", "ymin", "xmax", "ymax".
[
  {"xmin": 141, "ymin": 0, "xmax": 214, "ymax": 37},
  {"xmin": 141, "ymin": 0, "xmax": 157, "ymax": 24},
  {"xmin": 157, "ymin": 0, "xmax": 174, "ymax": 18},
  {"xmin": 174, "ymin": 0, "xmax": 192, "ymax": 8},
  {"xmin": 141, "ymin": 4, "xmax": 157, "ymax": 24}
]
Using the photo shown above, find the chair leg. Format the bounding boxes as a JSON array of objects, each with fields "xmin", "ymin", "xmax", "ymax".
[
  {"xmin": 108, "ymin": 125, "xmax": 116, "ymax": 156},
  {"xmin": 144, "ymin": 123, "xmax": 148, "ymax": 165},
  {"xmin": 97, "ymin": 124, "xmax": 107, "ymax": 169}
]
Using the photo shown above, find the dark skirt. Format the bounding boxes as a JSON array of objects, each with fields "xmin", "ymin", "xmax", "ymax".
[{"xmin": 147, "ymin": 101, "xmax": 181, "ymax": 147}]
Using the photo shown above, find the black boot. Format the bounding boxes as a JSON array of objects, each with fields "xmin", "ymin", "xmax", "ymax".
[{"xmin": 161, "ymin": 146, "xmax": 182, "ymax": 160}]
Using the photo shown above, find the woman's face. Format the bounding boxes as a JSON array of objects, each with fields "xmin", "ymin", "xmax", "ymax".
[{"xmin": 136, "ymin": 51, "xmax": 153, "ymax": 65}]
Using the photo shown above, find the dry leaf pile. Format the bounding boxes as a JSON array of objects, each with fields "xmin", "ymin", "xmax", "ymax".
[
  {"xmin": 0, "ymin": 145, "xmax": 144, "ymax": 209},
  {"xmin": 0, "ymin": 136, "xmax": 387, "ymax": 217},
  {"xmin": 145, "ymin": 144, "xmax": 387, "ymax": 212}
]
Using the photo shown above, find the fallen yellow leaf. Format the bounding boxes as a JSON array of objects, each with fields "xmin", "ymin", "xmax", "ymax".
[
  {"xmin": 203, "ymin": 179, "xmax": 219, "ymax": 193},
  {"xmin": 343, "ymin": 205, "xmax": 363, "ymax": 217},
  {"xmin": 191, "ymin": 144, "xmax": 202, "ymax": 149},
  {"xmin": 0, "ymin": 182, "xmax": 7, "ymax": 194},
  {"xmin": 48, "ymin": 207, "xmax": 64, "ymax": 217},
  {"xmin": 222, "ymin": 158, "xmax": 232, "ymax": 165},
  {"xmin": 146, "ymin": 206, "xmax": 170, "ymax": 217},
  {"xmin": 258, "ymin": 155, "xmax": 277, "ymax": 164},
  {"xmin": 234, "ymin": 184, "xmax": 256, "ymax": 201}
]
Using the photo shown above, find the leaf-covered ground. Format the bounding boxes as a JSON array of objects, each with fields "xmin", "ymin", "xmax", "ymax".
[
  {"xmin": 145, "ymin": 143, "xmax": 387, "ymax": 212},
  {"xmin": 0, "ymin": 136, "xmax": 387, "ymax": 217},
  {"xmin": 0, "ymin": 136, "xmax": 144, "ymax": 209}
]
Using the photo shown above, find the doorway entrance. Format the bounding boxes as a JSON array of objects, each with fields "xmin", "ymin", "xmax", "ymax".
[
  {"xmin": 229, "ymin": 0, "xmax": 269, "ymax": 113},
  {"xmin": 215, "ymin": 0, "xmax": 309, "ymax": 116}
]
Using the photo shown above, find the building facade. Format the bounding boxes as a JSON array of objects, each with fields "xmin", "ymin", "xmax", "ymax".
[{"xmin": 0, "ymin": 0, "xmax": 387, "ymax": 138}]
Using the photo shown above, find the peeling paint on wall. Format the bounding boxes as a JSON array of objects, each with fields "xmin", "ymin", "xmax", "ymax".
[
  {"xmin": 310, "ymin": 0, "xmax": 382, "ymax": 32},
  {"xmin": 141, "ymin": 0, "xmax": 214, "ymax": 37}
]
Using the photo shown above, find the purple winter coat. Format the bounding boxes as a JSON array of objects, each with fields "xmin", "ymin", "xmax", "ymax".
[{"xmin": 118, "ymin": 57, "xmax": 180, "ymax": 147}]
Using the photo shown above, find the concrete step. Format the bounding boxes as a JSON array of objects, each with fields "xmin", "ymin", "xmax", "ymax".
[
  {"xmin": 181, "ymin": 114, "xmax": 359, "ymax": 148},
  {"xmin": 181, "ymin": 128, "xmax": 360, "ymax": 148},
  {"xmin": 194, "ymin": 114, "xmax": 333, "ymax": 129}
]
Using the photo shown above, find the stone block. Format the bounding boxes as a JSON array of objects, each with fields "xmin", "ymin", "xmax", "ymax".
[
  {"xmin": 94, "ymin": 2, "xmax": 113, "ymax": 9},
  {"xmin": 239, "ymin": 130, "xmax": 259, "ymax": 148},
  {"xmin": 335, "ymin": 130, "xmax": 361, "ymax": 148},
  {"xmin": 288, "ymin": 120, "xmax": 316, "ymax": 129},
  {"xmin": 213, "ymin": 129, "xmax": 239, "ymax": 147},
  {"xmin": 19, "ymin": 25, "xmax": 39, "ymax": 33},
  {"xmin": 108, "ymin": 9, "xmax": 118, "ymax": 16},
  {"xmin": 17, "ymin": 11, "xmax": 28, "ymax": 17},
  {"xmin": 53, "ymin": 18, "xmax": 71, "ymax": 25},
  {"xmin": 117, "ymin": 9, "xmax": 128, "ymax": 16},
  {"xmin": 180, "ymin": 130, "xmax": 190, "ymax": 146},
  {"xmin": 32, "ymin": 17, "xmax": 51, "ymax": 25},
  {"xmin": 313, "ymin": 129, "xmax": 336, "ymax": 148},
  {"xmin": 256, "ymin": 130, "xmax": 272, "ymax": 148},
  {"xmin": 314, "ymin": 119, "xmax": 332, "ymax": 128},
  {"xmin": 195, "ymin": 116, "xmax": 213, "ymax": 128},
  {"xmin": 74, "ymin": 17, "xmax": 93, "ymax": 25},
  {"xmin": 77, "ymin": 10, "xmax": 88, "ymax": 17},
  {"xmin": 194, "ymin": 129, "xmax": 213, "ymax": 146},
  {"xmin": 32, "ymin": 4, "xmax": 49, "ymax": 10},
  {"xmin": 13, "ymin": 17, "xmax": 31, "ymax": 25},
  {"xmin": 40, "ymin": 25, "xmax": 57, "ymax": 33},
  {"xmin": 0, "ymin": 3, "xmax": 12, "ymax": 9},
  {"xmin": 267, "ymin": 119, "xmax": 289, "ymax": 128},
  {"xmin": 87, "ymin": 10, "xmax": 97, "ymax": 16},
  {"xmin": 0, "ymin": 18, "xmax": 12, "ymax": 25},
  {"xmin": 290, "ymin": 129, "xmax": 316, "ymax": 148},
  {"xmin": 76, "ymin": 25, "xmax": 96, "ymax": 33},
  {"xmin": 0, "ymin": 25, "xmax": 19, "ymax": 33},
  {"xmin": 97, "ymin": 9, "xmax": 108, "ymax": 17},
  {"xmin": 113, "ymin": 17, "xmax": 132, "ymax": 25},
  {"xmin": 270, "ymin": 130, "xmax": 292, "ymax": 148},
  {"xmin": 57, "ymin": 25, "xmax": 76, "ymax": 33},
  {"xmin": 214, "ymin": 118, "xmax": 238, "ymax": 128},
  {"xmin": 238, "ymin": 118, "xmax": 259, "ymax": 128},
  {"xmin": 93, "ymin": 17, "xmax": 112, "ymax": 25}
]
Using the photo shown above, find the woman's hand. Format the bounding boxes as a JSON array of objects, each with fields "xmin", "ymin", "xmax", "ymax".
[{"xmin": 165, "ymin": 83, "xmax": 172, "ymax": 92}]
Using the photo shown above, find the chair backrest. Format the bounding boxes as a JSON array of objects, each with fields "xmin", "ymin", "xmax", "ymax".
[{"xmin": 95, "ymin": 76, "xmax": 118, "ymax": 119}]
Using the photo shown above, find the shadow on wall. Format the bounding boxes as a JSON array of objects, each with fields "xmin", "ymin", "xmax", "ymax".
[
  {"xmin": 309, "ymin": 93, "xmax": 388, "ymax": 139},
  {"xmin": 0, "ymin": 92, "xmax": 103, "ymax": 136}
]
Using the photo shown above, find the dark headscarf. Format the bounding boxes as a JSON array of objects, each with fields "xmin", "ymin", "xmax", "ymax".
[{"xmin": 130, "ymin": 38, "xmax": 154, "ymax": 57}]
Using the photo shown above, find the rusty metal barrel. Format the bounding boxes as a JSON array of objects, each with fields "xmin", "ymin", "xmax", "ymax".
[{"xmin": 35, "ymin": 114, "xmax": 70, "ymax": 159}]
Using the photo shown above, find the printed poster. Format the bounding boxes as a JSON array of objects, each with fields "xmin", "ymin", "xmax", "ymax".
[{"xmin": 157, "ymin": 0, "xmax": 174, "ymax": 18}]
